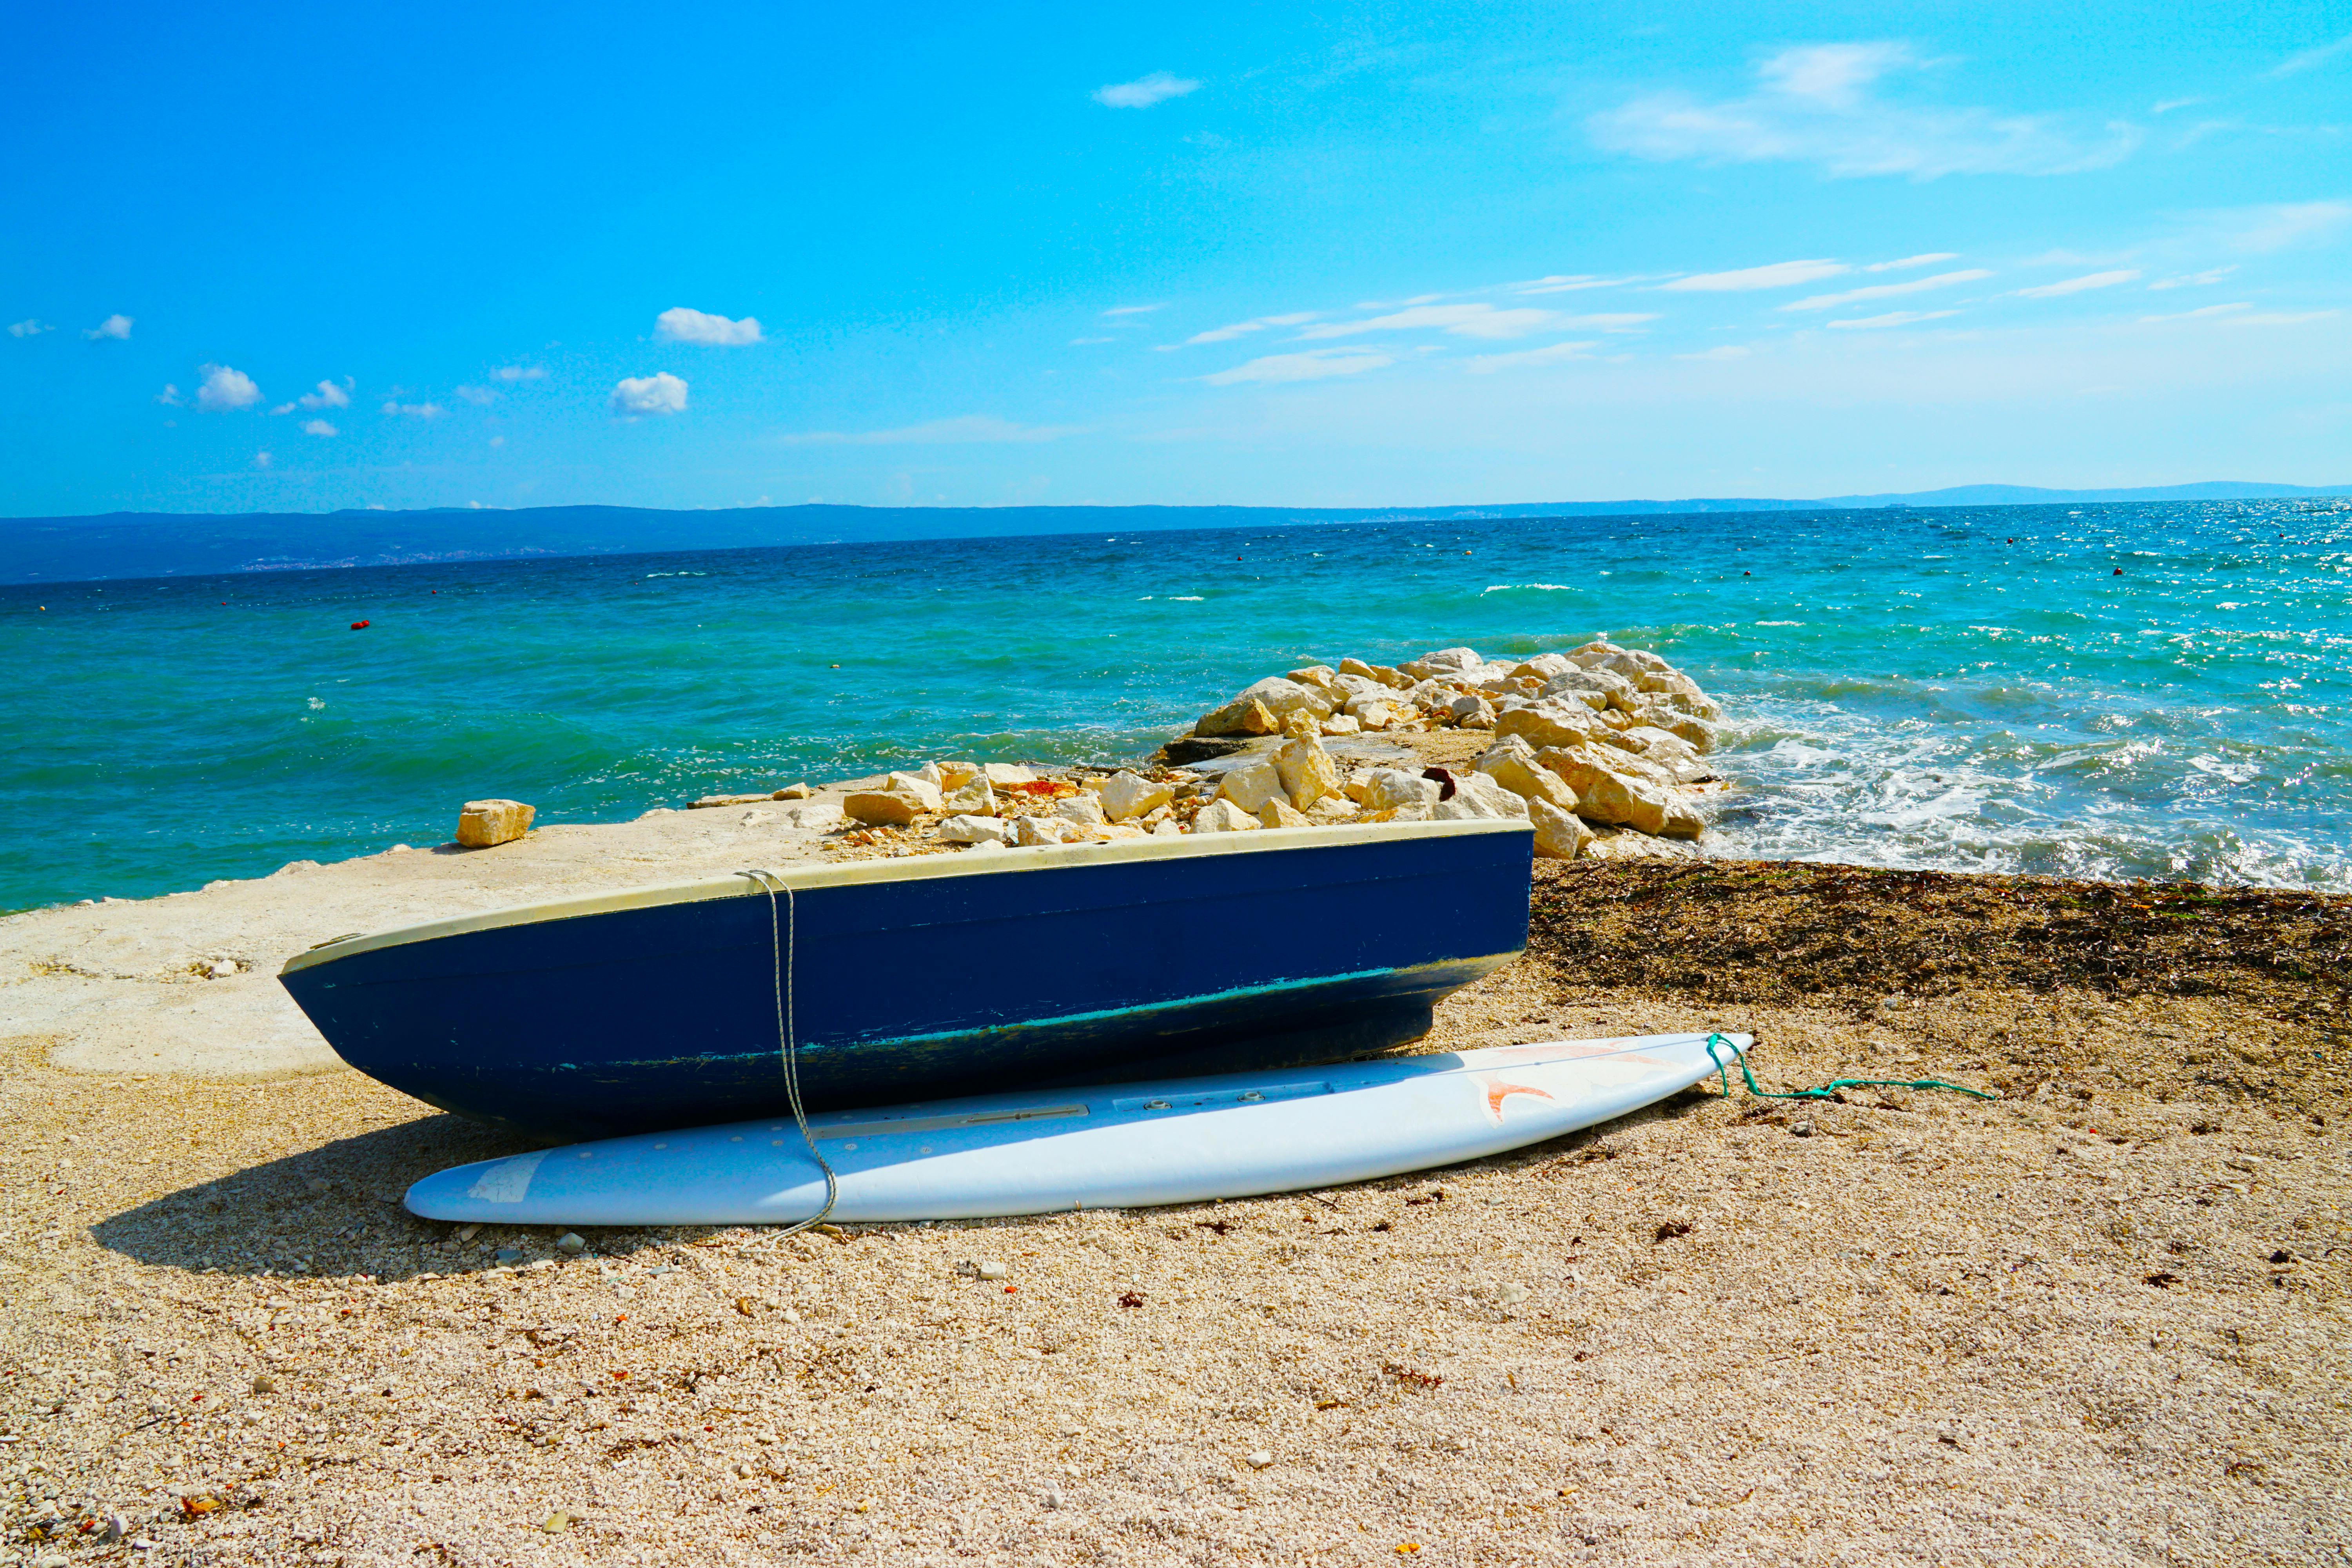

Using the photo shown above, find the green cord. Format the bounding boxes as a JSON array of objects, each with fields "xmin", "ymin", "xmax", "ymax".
[{"xmin": 1702, "ymin": 1033, "xmax": 1998, "ymax": 1104}]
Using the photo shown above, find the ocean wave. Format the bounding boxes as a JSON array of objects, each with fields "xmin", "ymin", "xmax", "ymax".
[{"xmin": 1480, "ymin": 583, "xmax": 1581, "ymax": 594}]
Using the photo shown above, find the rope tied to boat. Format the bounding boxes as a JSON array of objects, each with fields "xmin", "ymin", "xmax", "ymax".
[
  {"xmin": 740, "ymin": 869, "xmax": 839, "ymax": 1235},
  {"xmin": 1701, "ymin": 1032, "xmax": 1998, "ymax": 1104}
]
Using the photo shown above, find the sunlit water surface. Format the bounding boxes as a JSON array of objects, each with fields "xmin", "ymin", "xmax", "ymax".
[{"xmin": 2, "ymin": 499, "xmax": 2344, "ymax": 911}]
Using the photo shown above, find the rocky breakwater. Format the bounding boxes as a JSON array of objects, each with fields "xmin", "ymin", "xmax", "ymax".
[
  {"xmin": 1181, "ymin": 640, "xmax": 1728, "ymax": 860},
  {"xmin": 800, "ymin": 638, "xmax": 1729, "ymax": 864}
]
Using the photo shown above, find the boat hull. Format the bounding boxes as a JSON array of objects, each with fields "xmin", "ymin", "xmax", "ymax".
[{"xmin": 279, "ymin": 821, "xmax": 1533, "ymax": 1140}]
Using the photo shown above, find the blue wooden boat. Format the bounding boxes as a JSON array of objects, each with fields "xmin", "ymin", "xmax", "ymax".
[{"xmin": 278, "ymin": 820, "xmax": 1534, "ymax": 1140}]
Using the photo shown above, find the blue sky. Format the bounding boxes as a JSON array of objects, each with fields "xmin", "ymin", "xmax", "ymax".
[{"xmin": 4, "ymin": 2, "xmax": 2348, "ymax": 516}]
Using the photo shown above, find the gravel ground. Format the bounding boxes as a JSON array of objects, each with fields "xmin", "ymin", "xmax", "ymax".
[{"xmin": 4, "ymin": 864, "xmax": 2348, "ymax": 1567}]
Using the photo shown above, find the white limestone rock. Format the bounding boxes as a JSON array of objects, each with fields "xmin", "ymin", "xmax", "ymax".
[
  {"xmin": 1542, "ymin": 666, "xmax": 1637, "ymax": 712},
  {"xmin": 1234, "ymin": 676, "xmax": 1335, "ymax": 722},
  {"xmin": 1274, "ymin": 729, "xmax": 1342, "ymax": 810},
  {"xmin": 1194, "ymin": 695, "xmax": 1281, "ymax": 737},
  {"xmin": 1191, "ymin": 799, "xmax": 1263, "ymax": 833},
  {"xmin": 1338, "ymin": 656, "xmax": 1412, "ymax": 689},
  {"xmin": 1054, "ymin": 793, "xmax": 1107, "ymax": 827},
  {"xmin": 1495, "ymin": 698, "xmax": 1613, "ymax": 751},
  {"xmin": 843, "ymin": 791, "xmax": 925, "ymax": 826},
  {"xmin": 942, "ymin": 775, "xmax": 998, "ymax": 816},
  {"xmin": 1539, "ymin": 750, "xmax": 1703, "ymax": 838},
  {"xmin": 1475, "ymin": 748, "xmax": 1580, "ymax": 814},
  {"xmin": 1408, "ymin": 646, "xmax": 1483, "ymax": 675},
  {"xmin": 1442, "ymin": 691, "xmax": 1496, "ymax": 729},
  {"xmin": 1527, "ymin": 797, "xmax": 1595, "ymax": 859},
  {"xmin": 1098, "ymin": 771, "xmax": 1174, "ymax": 822},
  {"xmin": 884, "ymin": 771, "xmax": 945, "ymax": 812},
  {"xmin": 456, "ymin": 799, "xmax": 535, "ymax": 848},
  {"xmin": 1011, "ymin": 815, "xmax": 1089, "ymax": 846},
  {"xmin": 1451, "ymin": 769, "xmax": 1530, "ymax": 819},
  {"xmin": 1356, "ymin": 768, "xmax": 1441, "ymax": 812},
  {"xmin": 938, "ymin": 814, "xmax": 1014, "ymax": 845},
  {"xmin": 1616, "ymin": 726, "xmax": 1710, "ymax": 784},
  {"xmin": 1258, "ymin": 798, "xmax": 1311, "ymax": 828},
  {"xmin": 982, "ymin": 763, "xmax": 1037, "ymax": 786},
  {"xmin": 1218, "ymin": 757, "xmax": 1288, "ymax": 814}
]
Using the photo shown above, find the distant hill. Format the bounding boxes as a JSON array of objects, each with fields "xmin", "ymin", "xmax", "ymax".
[{"xmin": 2, "ymin": 481, "xmax": 2345, "ymax": 586}]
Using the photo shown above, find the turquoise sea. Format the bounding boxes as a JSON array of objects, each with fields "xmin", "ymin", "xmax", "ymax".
[{"xmin": 2, "ymin": 500, "xmax": 2346, "ymax": 913}]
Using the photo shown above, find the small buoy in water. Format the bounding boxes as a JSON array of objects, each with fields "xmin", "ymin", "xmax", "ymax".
[
  {"xmin": 2112, "ymin": 568, "xmax": 2122, "ymax": 576},
  {"xmin": 1743, "ymin": 570, "xmax": 1751, "ymax": 576},
  {"xmin": 350, "ymin": 619, "xmax": 371, "ymax": 630}
]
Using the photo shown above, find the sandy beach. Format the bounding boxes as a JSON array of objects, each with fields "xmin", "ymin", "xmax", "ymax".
[{"xmin": 4, "ymin": 775, "xmax": 2347, "ymax": 1566}]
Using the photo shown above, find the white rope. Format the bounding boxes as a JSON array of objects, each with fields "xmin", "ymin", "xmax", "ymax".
[{"xmin": 739, "ymin": 868, "xmax": 838, "ymax": 1235}]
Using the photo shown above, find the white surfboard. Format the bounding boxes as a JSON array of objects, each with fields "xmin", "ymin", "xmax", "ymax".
[{"xmin": 404, "ymin": 1031, "xmax": 1753, "ymax": 1226}]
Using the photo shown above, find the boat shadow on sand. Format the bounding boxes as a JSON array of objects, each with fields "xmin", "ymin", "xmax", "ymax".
[
  {"xmin": 89, "ymin": 1083, "xmax": 1719, "ymax": 1284},
  {"xmin": 90, "ymin": 1111, "xmax": 563, "ymax": 1284}
]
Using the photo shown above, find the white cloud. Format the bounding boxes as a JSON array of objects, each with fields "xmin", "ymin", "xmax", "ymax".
[
  {"xmin": 2138, "ymin": 302, "xmax": 2249, "ymax": 323},
  {"xmin": 1295, "ymin": 303, "xmax": 1557, "ymax": 340},
  {"xmin": 299, "ymin": 377, "xmax": 352, "ymax": 409},
  {"xmin": 1463, "ymin": 340, "xmax": 1600, "ymax": 374},
  {"xmin": 2148, "ymin": 265, "xmax": 2237, "ymax": 290},
  {"xmin": 1093, "ymin": 72, "xmax": 1199, "ymax": 109},
  {"xmin": 194, "ymin": 364, "xmax": 262, "ymax": 412},
  {"xmin": 489, "ymin": 434, "xmax": 506, "ymax": 447},
  {"xmin": 1782, "ymin": 269, "xmax": 1992, "ymax": 310},
  {"xmin": 9, "ymin": 319, "xmax": 50, "ymax": 337},
  {"xmin": 1556, "ymin": 313, "xmax": 1659, "ymax": 332},
  {"xmin": 1864, "ymin": 252, "xmax": 1959, "ymax": 271},
  {"xmin": 301, "ymin": 418, "xmax": 339, "ymax": 436},
  {"xmin": 655, "ymin": 307, "xmax": 763, "ymax": 346},
  {"xmin": 2219, "ymin": 309, "xmax": 2341, "ymax": 327},
  {"xmin": 2269, "ymin": 33, "xmax": 2352, "ymax": 77},
  {"xmin": 608, "ymin": 372, "xmax": 688, "ymax": 418},
  {"xmin": 1827, "ymin": 309, "xmax": 1958, "ymax": 329},
  {"xmin": 2013, "ymin": 269, "xmax": 2141, "ymax": 298},
  {"xmin": 155, "ymin": 384, "xmax": 182, "ymax": 406},
  {"xmin": 1662, "ymin": 258, "xmax": 1849, "ymax": 292},
  {"xmin": 1591, "ymin": 42, "xmax": 2140, "ymax": 179},
  {"xmin": 83, "ymin": 313, "xmax": 133, "ymax": 341},
  {"xmin": 1203, "ymin": 348, "xmax": 1393, "ymax": 385},
  {"xmin": 775, "ymin": 415, "xmax": 1081, "ymax": 446},
  {"xmin": 1512, "ymin": 275, "xmax": 1639, "ymax": 295},
  {"xmin": 455, "ymin": 385, "xmax": 496, "ymax": 405},
  {"xmin": 2225, "ymin": 200, "xmax": 2351, "ymax": 254},
  {"xmin": 492, "ymin": 365, "xmax": 547, "ymax": 382},
  {"xmin": 1069, "ymin": 336, "xmax": 1114, "ymax": 345},
  {"xmin": 1182, "ymin": 312, "xmax": 1318, "ymax": 345},
  {"xmin": 381, "ymin": 400, "xmax": 446, "ymax": 418},
  {"xmin": 1101, "ymin": 303, "xmax": 1164, "ymax": 318},
  {"xmin": 1676, "ymin": 345, "xmax": 1753, "ymax": 360},
  {"xmin": 253, "ymin": 451, "xmax": 272, "ymax": 469}
]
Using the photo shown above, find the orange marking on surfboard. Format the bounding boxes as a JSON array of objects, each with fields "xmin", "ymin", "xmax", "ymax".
[{"xmin": 1482, "ymin": 1078, "xmax": 1556, "ymax": 1118}]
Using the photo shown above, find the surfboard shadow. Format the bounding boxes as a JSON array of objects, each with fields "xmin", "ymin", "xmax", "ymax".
[{"xmin": 89, "ymin": 1112, "xmax": 544, "ymax": 1283}]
